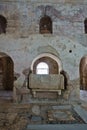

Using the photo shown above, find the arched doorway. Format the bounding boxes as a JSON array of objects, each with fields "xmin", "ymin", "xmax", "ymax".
[
  {"xmin": 80, "ymin": 56, "xmax": 87, "ymax": 90},
  {"xmin": 0, "ymin": 52, "xmax": 14, "ymax": 90}
]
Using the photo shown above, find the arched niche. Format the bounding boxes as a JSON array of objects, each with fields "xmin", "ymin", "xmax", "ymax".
[
  {"xmin": 39, "ymin": 15, "xmax": 52, "ymax": 34},
  {"xmin": 80, "ymin": 56, "xmax": 87, "ymax": 90},
  {"xmin": 0, "ymin": 15, "xmax": 7, "ymax": 34},
  {"xmin": 0, "ymin": 52, "xmax": 14, "ymax": 90},
  {"xmin": 84, "ymin": 18, "xmax": 87, "ymax": 34},
  {"xmin": 31, "ymin": 53, "xmax": 62, "ymax": 74}
]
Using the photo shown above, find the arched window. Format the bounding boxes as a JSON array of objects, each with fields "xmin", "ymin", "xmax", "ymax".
[
  {"xmin": 40, "ymin": 15, "xmax": 52, "ymax": 34},
  {"xmin": 84, "ymin": 18, "xmax": 87, "ymax": 34},
  {"xmin": 0, "ymin": 15, "xmax": 7, "ymax": 34},
  {"xmin": 36, "ymin": 62, "xmax": 49, "ymax": 74}
]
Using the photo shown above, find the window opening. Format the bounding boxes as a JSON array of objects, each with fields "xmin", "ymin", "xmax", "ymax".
[
  {"xmin": 36, "ymin": 62, "xmax": 49, "ymax": 74},
  {"xmin": 40, "ymin": 15, "xmax": 52, "ymax": 34}
]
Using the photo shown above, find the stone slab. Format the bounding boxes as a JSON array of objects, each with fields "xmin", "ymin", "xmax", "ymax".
[
  {"xmin": 26, "ymin": 124, "xmax": 87, "ymax": 130},
  {"xmin": 73, "ymin": 105, "xmax": 87, "ymax": 123},
  {"xmin": 29, "ymin": 74, "xmax": 64, "ymax": 90}
]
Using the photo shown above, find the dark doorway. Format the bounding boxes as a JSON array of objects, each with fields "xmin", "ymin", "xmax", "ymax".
[{"xmin": 0, "ymin": 53, "xmax": 14, "ymax": 90}]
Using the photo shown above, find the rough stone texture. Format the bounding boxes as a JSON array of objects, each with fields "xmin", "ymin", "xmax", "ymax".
[
  {"xmin": 0, "ymin": 103, "xmax": 86, "ymax": 130},
  {"xmin": 0, "ymin": 0, "xmax": 87, "ymax": 79},
  {"xmin": 0, "ymin": 1, "xmax": 86, "ymax": 38},
  {"xmin": 0, "ymin": 2, "xmax": 87, "ymax": 129},
  {"xmin": 0, "ymin": 0, "xmax": 87, "ymax": 100},
  {"xmin": 0, "ymin": 34, "xmax": 86, "ymax": 81}
]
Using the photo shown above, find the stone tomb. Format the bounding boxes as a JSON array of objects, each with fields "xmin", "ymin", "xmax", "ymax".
[{"xmin": 29, "ymin": 74, "xmax": 64, "ymax": 98}]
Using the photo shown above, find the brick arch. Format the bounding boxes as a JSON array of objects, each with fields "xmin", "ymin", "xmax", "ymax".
[
  {"xmin": 0, "ymin": 52, "xmax": 14, "ymax": 90},
  {"xmin": 31, "ymin": 53, "xmax": 62, "ymax": 74},
  {"xmin": 80, "ymin": 56, "xmax": 87, "ymax": 90}
]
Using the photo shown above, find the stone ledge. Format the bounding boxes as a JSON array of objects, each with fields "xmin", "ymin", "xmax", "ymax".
[{"xmin": 0, "ymin": 0, "xmax": 87, "ymax": 4}]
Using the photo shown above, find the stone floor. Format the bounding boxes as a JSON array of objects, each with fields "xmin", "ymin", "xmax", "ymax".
[
  {"xmin": 0, "ymin": 90, "xmax": 87, "ymax": 130},
  {"xmin": 1, "ymin": 103, "xmax": 87, "ymax": 130}
]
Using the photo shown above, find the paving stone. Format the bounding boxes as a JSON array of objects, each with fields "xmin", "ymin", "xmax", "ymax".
[{"xmin": 31, "ymin": 116, "xmax": 42, "ymax": 122}]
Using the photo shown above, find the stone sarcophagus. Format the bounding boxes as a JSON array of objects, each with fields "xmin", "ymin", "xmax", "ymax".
[{"xmin": 29, "ymin": 74, "xmax": 64, "ymax": 97}]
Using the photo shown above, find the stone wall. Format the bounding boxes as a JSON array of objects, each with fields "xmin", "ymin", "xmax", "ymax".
[
  {"xmin": 0, "ymin": 0, "xmax": 87, "ymax": 92},
  {"xmin": 0, "ymin": 34, "xmax": 86, "ymax": 80},
  {"xmin": 0, "ymin": 0, "xmax": 86, "ymax": 38}
]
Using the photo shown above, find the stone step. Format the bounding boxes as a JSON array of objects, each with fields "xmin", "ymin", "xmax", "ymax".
[{"xmin": 25, "ymin": 124, "xmax": 87, "ymax": 130}]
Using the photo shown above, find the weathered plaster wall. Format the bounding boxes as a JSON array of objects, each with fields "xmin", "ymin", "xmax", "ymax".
[
  {"xmin": 0, "ymin": 0, "xmax": 87, "ymax": 88},
  {"xmin": 0, "ymin": 34, "xmax": 87, "ymax": 80}
]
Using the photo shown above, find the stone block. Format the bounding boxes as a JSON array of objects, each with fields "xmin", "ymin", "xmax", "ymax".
[{"xmin": 29, "ymin": 74, "xmax": 64, "ymax": 90}]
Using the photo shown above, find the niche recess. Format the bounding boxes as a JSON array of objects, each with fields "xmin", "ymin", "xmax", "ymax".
[
  {"xmin": 0, "ymin": 15, "xmax": 7, "ymax": 34},
  {"xmin": 84, "ymin": 18, "xmax": 87, "ymax": 34},
  {"xmin": 0, "ymin": 53, "xmax": 14, "ymax": 90},
  {"xmin": 40, "ymin": 15, "xmax": 52, "ymax": 34},
  {"xmin": 80, "ymin": 56, "xmax": 87, "ymax": 90},
  {"xmin": 33, "ymin": 56, "xmax": 59, "ymax": 74}
]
